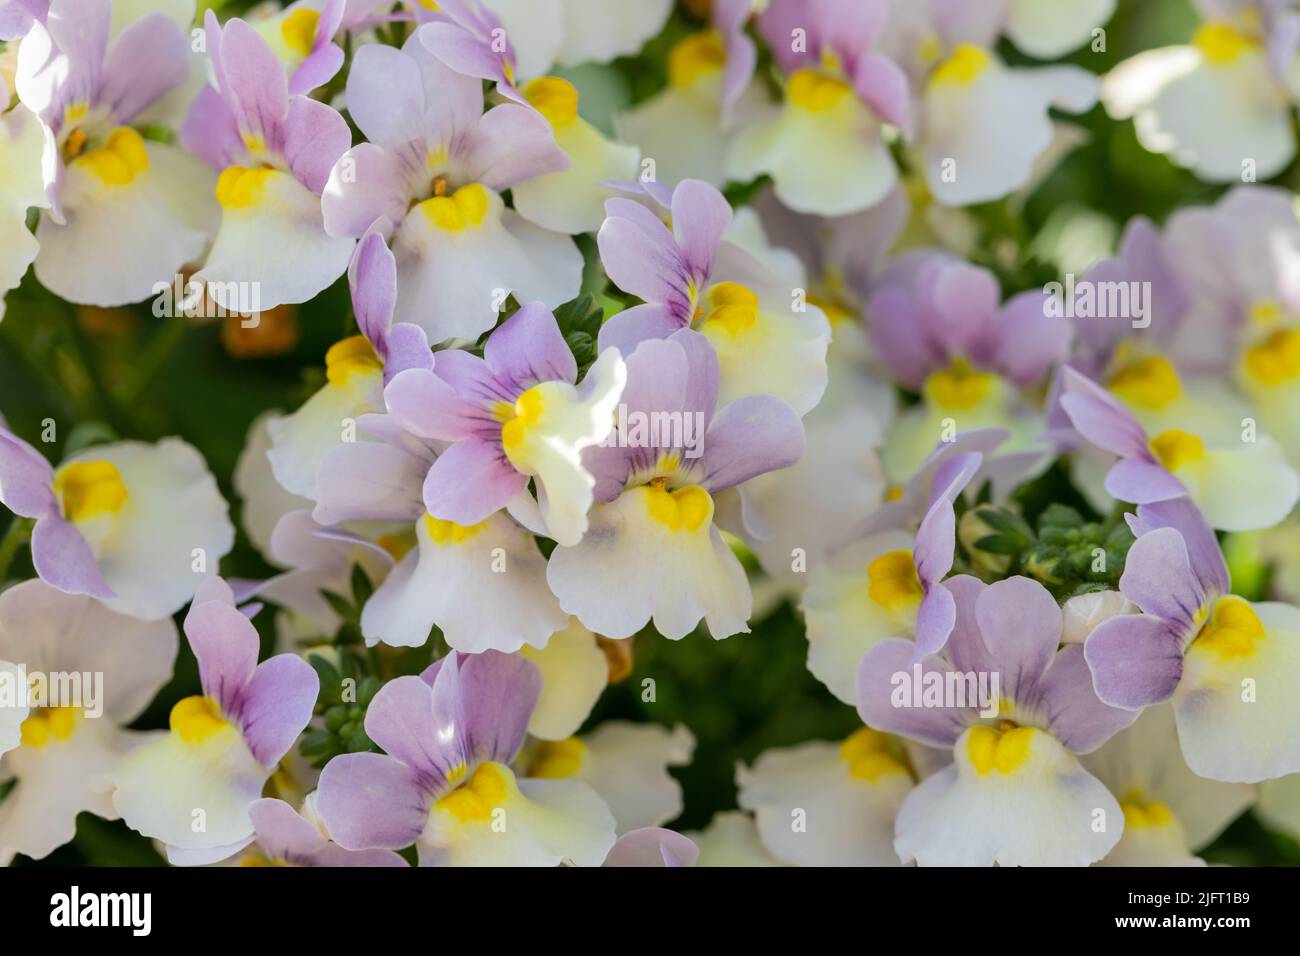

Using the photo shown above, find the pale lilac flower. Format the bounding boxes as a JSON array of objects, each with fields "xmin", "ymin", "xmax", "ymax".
[
  {"xmin": 181, "ymin": 11, "xmax": 354, "ymax": 310},
  {"xmin": 16, "ymin": 0, "xmax": 219, "ymax": 305},
  {"xmin": 113, "ymin": 578, "xmax": 319, "ymax": 862},
  {"xmin": 801, "ymin": 451, "xmax": 980, "ymax": 704},
  {"xmin": 1060, "ymin": 367, "xmax": 1299, "ymax": 531},
  {"xmin": 0, "ymin": 579, "xmax": 177, "ymax": 863},
  {"xmin": 241, "ymin": 795, "xmax": 407, "ymax": 867},
  {"xmin": 598, "ymin": 178, "xmax": 830, "ymax": 415},
  {"xmin": 858, "ymin": 575, "xmax": 1137, "ymax": 866},
  {"xmin": 603, "ymin": 827, "xmax": 699, "ymax": 867},
  {"xmin": 547, "ymin": 329, "xmax": 803, "ymax": 640},
  {"xmin": 317, "ymin": 651, "xmax": 616, "ymax": 866},
  {"xmin": 1082, "ymin": 705, "xmax": 1254, "ymax": 866},
  {"xmin": 384, "ymin": 301, "xmax": 625, "ymax": 546},
  {"xmin": 0, "ymin": 430, "xmax": 234, "ymax": 620},
  {"xmin": 727, "ymin": 0, "xmax": 909, "ymax": 215},
  {"xmin": 1085, "ymin": 498, "xmax": 1300, "ymax": 783},
  {"xmin": 868, "ymin": 250, "xmax": 1068, "ymax": 479},
  {"xmin": 250, "ymin": 0, "xmax": 348, "ymax": 96},
  {"xmin": 321, "ymin": 29, "xmax": 579, "ymax": 342}
]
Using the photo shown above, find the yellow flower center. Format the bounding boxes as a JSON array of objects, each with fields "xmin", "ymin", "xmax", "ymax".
[
  {"xmin": 75, "ymin": 127, "xmax": 149, "ymax": 186},
  {"xmin": 499, "ymin": 386, "xmax": 545, "ymax": 451},
  {"xmin": 1194, "ymin": 595, "xmax": 1265, "ymax": 660},
  {"xmin": 840, "ymin": 727, "xmax": 908, "ymax": 781},
  {"xmin": 418, "ymin": 182, "xmax": 490, "ymax": 232},
  {"xmin": 965, "ymin": 724, "xmax": 1036, "ymax": 776},
  {"xmin": 668, "ymin": 30, "xmax": 727, "ymax": 88},
  {"xmin": 435, "ymin": 762, "xmax": 509, "ymax": 823},
  {"xmin": 930, "ymin": 44, "xmax": 991, "ymax": 88},
  {"xmin": 1193, "ymin": 21, "xmax": 1258, "ymax": 66},
  {"xmin": 787, "ymin": 68, "xmax": 853, "ymax": 111},
  {"xmin": 216, "ymin": 165, "xmax": 276, "ymax": 209},
  {"xmin": 697, "ymin": 281, "xmax": 760, "ymax": 334},
  {"xmin": 1107, "ymin": 355, "xmax": 1183, "ymax": 410},
  {"xmin": 1243, "ymin": 328, "xmax": 1300, "ymax": 386},
  {"xmin": 169, "ymin": 695, "xmax": 231, "ymax": 745},
  {"xmin": 281, "ymin": 8, "xmax": 320, "ymax": 58},
  {"xmin": 923, "ymin": 358, "xmax": 996, "ymax": 412},
  {"xmin": 527, "ymin": 737, "xmax": 587, "ymax": 778},
  {"xmin": 19, "ymin": 707, "xmax": 80, "ymax": 748},
  {"xmin": 642, "ymin": 483, "xmax": 713, "ymax": 533},
  {"xmin": 54, "ymin": 460, "xmax": 128, "ymax": 522},
  {"xmin": 423, "ymin": 515, "xmax": 488, "ymax": 544},
  {"xmin": 1149, "ymin": 428, "xmax": 1205, "ymax": 472},
  {"xmin": 1121, "ymin": 797, "xmax": 1175, "ymax": 829},
  {"xmin": 522, "ymin": 76, "xmax": 579, "ymax": 127},
  {"xmin": 866, "ymin": 549, "xmax": 923, "ymax": 610},
  {"xmin": 324, "ymin": 335, "xmax": 383, "ymax": 386}
]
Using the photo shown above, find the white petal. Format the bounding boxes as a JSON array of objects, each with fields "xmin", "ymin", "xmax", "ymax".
[
  {"xmin": 72, "ymin": 438, "xmax": 235, "ymax": 620},
  {"xmin": 35, "ymin": 143, "xmax": 218, "ymax": 306},
  {"xmin": 1258, "ymin": 773, "xmax": 1300, "ymax": 841},
  {"xmin": 895, "ymin": 727, "xmax": 1122, "ymax": 866},
  {"xmin": 512, "ymin": 117, "xmax": 639, "ymax": 234},
  {"xmin": 267, "ymin": 372, "xmax": 385, "ymax": 501},
  {"xmin": 1176, "ymin": 601, "xmax": 1300, "ymax": 783},
  {"xmin": 1174, "ymin": 437, "xmax": 1300, "ymax": 533},
  {"xmin": 483, "ymin": 0, "xmax": 565, "ymax": 77},
  {"xmin": 556, "ymin": 0, "xmax": 672, "ymax": 66},
  {"xmin": 194, "ymin": 168, "xmax": 354, "ymax": 311},
  {"xmin": 574, "ymin": 721, "xmax": 693, "ymax": 833},
  {"xmin": 547, "ymin": 486, "xmax": 752, "ymax": 640},
  {"xmin": 1005, "ymin": 0, "xmax": 1116, "ymax": 59},
  {"xmin": 0, "ymin": 661, "xmax": 28, "ymax": 757},
  {"xmin": 234, "ymin": 412, "xmax": 313, "ymax": 562},
  {"xmin": 520, "ymin": 619, "xmax": 608, "ymax": 740},
  {"xmin": 684, "ymin": 810, "xmax": 782, "ymax": 867},
  {"xmin": 361, "ymin": 513, "xmax": 567, "ymax": 652},
  {"xmin": 618, "ymin": 82, "xmax": 729, "ymax": 188},
  {"xmin": 738, "ymin": 739, "xmax": 911, "ymax": 866}
]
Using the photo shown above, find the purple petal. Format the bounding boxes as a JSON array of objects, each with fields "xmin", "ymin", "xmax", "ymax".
[
  {"xmin": 179, "ymin": 84, "xmax": 242, "ymax": 172},
  {"xmin": 317, "ymin": 752, "xmax": 431, "ymax": 850},
  {"xmin": 284, "ymin": 96, "xmax": 353, "ymax": 194},
  {"xmin": 183, "ymin": 594, "xmax": 259, "ymax": 714},
  {"xmin": 312, "ymin": 438, "xmax": 430, "ymax": 526},
  {"xmin": 853, "ymin": 52, "xmax": 910, "ymax": 130},
  {"xmin": 1104, "ymin": 458, "xmax": 1187, "ymax": 505},
  {"xmin": 30, "ymin": 514, "xmax": 113, "ymax": 599},
  {"xmin": 1116, "ymin": 526, "xmax": 1208, "ymax": 634},
  {"xmin": 856, "ymin": 638, "xmax": 969, "ymax": 747},
  {"xmin": 463, "ymin": 103, "xmax": 569, "ymax": 190},
  {"xmin": 699, "ymin": 395, "xmax": 803, "ymax": 492},
  {"xmin": 1035, "ymin": 644, "xmax": 1139, "ymax": 753},
  {"xmin": 1085, "ymin": 614, "xmax": 1185, "ymax": 709},
  {"xmin": 384, "ymin": 367, "xmax": 484, "ymax": 442},
  {"xmin": 604, "ymin": 828, "xmax": 700, "ymax": 867},
  {"xmin": 436, "ymin": 651, "xmax": 540, "ymax": 766},
  {"xmin": 973, "ymin": 576, "xmax": 1061, "ymax": 696},
  {"xmin": 990, "ymin": 291, "xmax": 1072, "ymax": 387},
  {"xmin": 913, "ymin": 584, "xmax": 957, "ymax": 660},
  {"xmin": 597, "ymin": 207, "xmax": 689, "ymax": 310},
  {"xmin": 363, "ymin": 674, "xmax": 459, "ymax": 786},
  {"xmin": 384, "ymin": 324, "xmax": 433, "ymax": 381},
  {"xmin": 1128, "ymin": 499, "xmax": 1229, "ymax": 599},
  {"xmin": 595, "ymin": 303, "xmax": 686, "ymax": 355},
  {"xmin": 240, "ymin": 654, "xmax": 319, "ymax": 767},
  {"xmin": 1059, "ymin": 368, "xmax": 1151, "ymax": 461},
  {"xmin": 0, "ymin": 429, "xmax": 57, "ymax": 518},
  {"xmin": 422, "ymin": 438, "xmax": 526, "ymax": 524},
  {"xmin": 249, "ymin": 798, "xmax": 326, "ymax": 861},
  {"xmin": 321, "ymin": 143, "xmax": 411, "ymax": 238},
  {"xmin": 99, "ymin": 13, "xmax": 187, "ymax": 124},
  {"xmin": 484, "ymin": 301, "xmax": 577, "ymax": 390},
  {"xmin": 670, "ymin": 179, "xmax": 731, "ymax": 280},
  {"xmin": 211, "ymin": 13, "xmax": 289, "ymax": 150},
  {"xmin": 350, "ymin": 229, "xmax": 396, "ymax": 352}
]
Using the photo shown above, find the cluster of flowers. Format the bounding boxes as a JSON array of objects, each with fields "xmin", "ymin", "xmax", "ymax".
[{"xmin": 1, "ymin": 0, "xmax": 1299, "ymax": 867}]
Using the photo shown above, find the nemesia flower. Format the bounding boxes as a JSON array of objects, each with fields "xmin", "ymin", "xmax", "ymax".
[
  {"xmin": 1103, "ymin": 0, "xmax": 1299, "ymax": 182},
  {"xmin": 0, "ymin": 75, "xmax": 48, "ymax": 320},
  {"xmin": 1082, "ymin": 705, "xmax": 1254, "ymax": 866},
  {"xmin": 0, "ymin": 579, "xmax": 176, "ymax": 863},
  {"xmin": 548, "ymin": 329, "xmax": 804, "ymax": 640},
  {"xmin": 875, "ymin": 1, "xmax": 1100, "ymax": 207},
  {"xmin": 518, "ymin": 618, "xmax": 609, "ymax": 740},
  {"xmin": 598, "ymin": 178, "xmax": 831, "ymax": 415},
  {"xmin": 868, "ymin": 251, "xmax": 1069, "ymax": 479},
  {"xmin": 619, "ymin": 0, "xmax": 757, "ymax": 188},
  {"xmin": 16, "ymin": 0, "xmax": 219, "ymax": 305},
  {"xmin": 385, "ymin": 301, "xmax": 625, "ymax": 546},
  {"xmin": 1060, "ymin": 367, "xmax": 1300, "ymax": 532},
  {"xmin": 858, "ymin": 575, "xmax": 1138, "ymax": 866},
  {"xmin": 518, "ymin": 720, "xmax": 693, "ymax": 834},
  {"xmin": 802, "ymin": 451, "xmax": 980, "ymax": 703},
  {"xmin": 250, "ymin": 0, "xmax": 346, "ymax": 95},
  {"xmin": 181, "ymin": 10, "xmax": 354, "ymax": 310},
  {"xmin": 238, "ymin": 795, "xmax": 408, "ymax": 866},
  {"xmin": 266, "ymin": 231, "xmax": 432, "ymax": 499},
  {"xmin": 725, "ymin": 0, "xmax": 910, "ymax": 216},
  {"xmin": 233, "ymin": 411, "xmax": 313, "ymax": 563},
  {"xmin": 0, "ymin": 430, "xmax": 234, "ymax": 620},
  {"xmin": 317, "ymin": 651, "xmax": 617, "ymax": 866},
  {"xmin": 112, "ymin": 577, "xmax": 319, "ymax": 862},
  {"xmin": 321, "ymin": 29, "xmax": 579, "ymax": 342},
  {"xmin": 1084, "ymin": 498, "xmax": 1300, "ymax": 783},
  {"xmin": 737, "ymin": 728, "xmax": 914, "ymax": 866},
  {"xmin": 310, "ymin": 408, "xmax": 569, "ymax": 653},
  {"xmin": 510, "ymin": 76, "xmax": 639, "ymax": 234}
]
